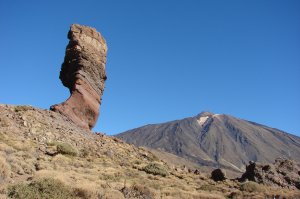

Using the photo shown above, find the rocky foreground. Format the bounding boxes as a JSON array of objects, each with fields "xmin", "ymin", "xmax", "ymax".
[{"xmin": 0, "ymin": 104, "xmax": 300, "ymax": 199}]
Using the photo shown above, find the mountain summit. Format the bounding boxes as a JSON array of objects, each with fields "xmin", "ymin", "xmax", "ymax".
[{"xmin": 116, "ymin": 112, "xmax": 300, "ymax": 172}]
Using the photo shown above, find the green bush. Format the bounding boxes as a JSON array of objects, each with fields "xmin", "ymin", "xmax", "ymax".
[
  {"xmin": 14, "ymin": 106, "xmax": 33, "ymax": 112},
  {"xmin": 8, "ymin": 178, "xmax": 74, "ymax": 199},
  {"xmin": 56, "ymin": 142, "xmax": 78, "ymax": 156},
  {"xmin": 142, "ymin": 163, "xmax": 169, "ymax": 177},
  {"xmin": 240, "ymin": 181, "xmax": 265, "ymax": 193}
]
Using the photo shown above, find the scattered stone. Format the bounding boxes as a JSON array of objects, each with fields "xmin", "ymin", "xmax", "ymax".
[
  {"xmin": 45, "ymin": 146, "xmax": 57, "ymax": 156},
  {"xmin": 51, "ymin": 24, "xmax": 107, "ymax": 130},
  {"xmin": 194, "ymin": 169, "xmax": 200, "ymax": 175},
  {"xmin": 112, "ymin": 137, "xmax": 124, "ymax": 143},
  {"xmin": 38, "ymin": 145, "xmax": 46, "ymax": 153},
  {"xmin": 211, "ymin": 168, "xmax": 226, "ymax": 181},
  {"xmin": 239, "ymin": 158, "xmax": 300, "ymax": 190},
  {"xmin": 182, "ymin": 165, "xmax": 189, "ymax": 173}
]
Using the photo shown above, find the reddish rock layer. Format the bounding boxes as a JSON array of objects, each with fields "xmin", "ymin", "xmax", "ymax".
[{"xmin": 51, "ymin": 24, "xmax": 107, "ymax": 130}]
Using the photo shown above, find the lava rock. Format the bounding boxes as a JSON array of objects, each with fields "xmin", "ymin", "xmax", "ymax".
[
  {"xmin": 211, "ymin": 168, "xmax": 226, "ymax": 181},
  {"xmin": 51, "ymin": 24, "xmax": 107, "ymax": 130},
  {"xmin": 239, "ymin": 158, "xmax": 300, "ymax": 190}
]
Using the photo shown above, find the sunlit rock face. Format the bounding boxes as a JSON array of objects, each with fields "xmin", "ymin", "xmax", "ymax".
[{"xmin": 51, "ymin": 24, "xmax": 107, "ymax": 130}]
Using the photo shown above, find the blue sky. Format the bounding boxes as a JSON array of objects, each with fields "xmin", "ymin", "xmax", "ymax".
[{"xmin": 0, "ymin": 0, "xmax": 299, "ymax": 136}]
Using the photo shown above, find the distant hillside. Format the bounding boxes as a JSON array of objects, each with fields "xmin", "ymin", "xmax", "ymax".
[{"xmin": 116, "ymin": 112, "xmax": 300, "ymax": 172}]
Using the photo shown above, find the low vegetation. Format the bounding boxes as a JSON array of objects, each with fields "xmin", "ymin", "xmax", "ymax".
[
  {"xmin": 199, "ymin": 183, "xmax": 218, "ymax": 192},
  {"xmin": 121, "ymin": 184, "xmax": 155, "ymax": 198},
  {"xmin": 48, "ymin": 142, "xmax": 78, "ymax": 156},
  {"xmin": 142, "ymin": 163, "xmax": 169, "ymax": 177},
  {"xmin": 240, "ymin": 181, "xmax": 265, "ymax": 193},
  {"xmin": 8, "ymin": 178, "xmax": 74, "ymax": 199},
  {"xmin": 56, "ymin": 142, "xmax": 78, "ymax": 156}
]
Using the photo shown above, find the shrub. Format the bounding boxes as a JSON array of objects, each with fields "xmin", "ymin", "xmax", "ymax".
[
  {"xmin": 142, "ymin": 163, "xmax": 168, "ymax": 177},
  {"xmin": 121, "ymin": 184, "xmax": 154, "ymax": 199},
  {"xmin": 211, "ymin": 169, "xmax": 226, "ymax": 181},
  {"xmin": 240, "ymin": 181, "xmax": 265, "ymax": 193},
  {"xmin": 133, "ymin": 160, "xmax": 142, "ymax": 165},
  {"xmin": 73, "ymin": 187, "xmax": 95, "ymax": 199},
  {"xmin": 56, "ymin": 142, "xmax": 78, "ymax": 156},
  {"xmin": 7, "ymin": 178, "xmax": 74, "ymax": 199},
  {"xmin": 14, "ymin": 106, "xmax": 33, "ymax": 112},
  {"xmin": 99, "ymin": 173, "xmax": 122, "ymax": 181},
  {"xmin": 199, "ymin": 184, "xmax": 218, "ymax": 192}
]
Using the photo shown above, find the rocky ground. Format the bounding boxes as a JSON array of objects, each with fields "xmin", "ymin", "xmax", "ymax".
[
  {"xmin": 240, "ymin": 158, "xmax": 300, "ymax": 190},
  {"xmin": 0, "ymin": 104, "xmax": 299, "ymax": 199}
]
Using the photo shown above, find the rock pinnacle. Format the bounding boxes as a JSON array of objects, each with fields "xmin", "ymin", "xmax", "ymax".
[{"xmin": 51, "ymin": 24, "xmax": 107, "ymax": 130}]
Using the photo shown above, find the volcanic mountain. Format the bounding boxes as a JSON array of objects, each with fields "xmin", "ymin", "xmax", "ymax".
[{"xmin": 116, "ymin": 112, "xmax": 300, "ymax": 173}]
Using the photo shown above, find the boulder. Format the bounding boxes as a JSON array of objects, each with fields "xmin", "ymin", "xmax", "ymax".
[
  {"xmin": 211, "ymin": 168, "xmax": 226, "ymax": 181},
  {"xmin": 239, "ymin": 158, "xmax": 300, "ymax": 190},
  {"xmin": 51, "ymin": 24, "xmax": 107, "ymax": 130},
  {"xmin": 194, "ymin": 169, "xmax": 200, "ymax": 175}
]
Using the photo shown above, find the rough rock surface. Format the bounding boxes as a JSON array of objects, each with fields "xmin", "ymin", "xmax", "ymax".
[
  {"xmin": 51, "ymin": 24, "xmax": 107, "ymax": 130},
  {"xmin": 211, "ymin": 169, "xmax": 227, "ymax": 182},
  {"xmin": 240, "ymin": 158, "xmax": 300, "ymax": 190}
]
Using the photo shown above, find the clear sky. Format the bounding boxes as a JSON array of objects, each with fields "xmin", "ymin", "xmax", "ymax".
[{"xmin": 0, "ymin": 0, "xmax": 299, "ymax": 136}]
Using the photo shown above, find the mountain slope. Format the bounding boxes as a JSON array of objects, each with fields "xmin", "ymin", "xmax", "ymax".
[
  {"xmin": 116, "ymin": 112, "xmax": 300, "ymax": 172},
  {"xmin": 0, "ymin": 105, "xmax": 230, "ymax": 199},
  {"xmin": 1, "ymin": 105, "xmax": 300, "ymax": 198}
]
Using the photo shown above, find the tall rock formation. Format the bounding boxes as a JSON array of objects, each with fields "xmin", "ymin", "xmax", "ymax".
[{"xmin": 51, "ymin": 24, "xmax": 107, "ymax": 130}]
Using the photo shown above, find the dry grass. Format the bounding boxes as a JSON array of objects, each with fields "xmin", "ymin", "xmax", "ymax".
[
  {"xmin": 6, "ymin": 154, "xmax": 35, "ymax": 175},
  {"xmin": 1, "ymin": 105, "xmax": 300, "ymax": 199},
  {"xmin": 0, "ymin": 143, "xmax": 15, "ymax": 154},
  {"xmin": 101, "ymin": 188, "xmax": 125, "ymax": 199},
  {"xmin": 161, "ymin": 188, "xmax": 225, "ymax": 199},
  {"xmin": 7, "ymin": 178, "xmax": 74, "ymax": 199},
  {"xmin": 0, "ymin": 132, "xmax": 33, "ymax": 155},
  {"xmin": 73, "ymin": 182, "xmax": 101, "ymax": 199},
  {"xmin": 263, "ymin": 187, "xmax": 300, "ymax": 199},
  {"xmin": 0, "ymin": 156, "xmax": 10, "ymax": 181},
  {"xmin": 240, "ymin": 181, "xmax": 265, "ymax": 193},
  {"xmin": 121, "ymin": 183, "xmax": 155, "ymax": 198},
  {"xmin": 199, "ymin": 183, "xmax": 219, "ymax": 192}
]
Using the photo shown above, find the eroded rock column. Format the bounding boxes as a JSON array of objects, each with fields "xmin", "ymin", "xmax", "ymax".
[{"xmin": 51, "ymin": 24, "xmax": 107, "ymax": 130}]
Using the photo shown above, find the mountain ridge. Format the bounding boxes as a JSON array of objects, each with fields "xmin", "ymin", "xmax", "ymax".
[{"xmin": 116, "ymin": 111, "xmax": 300, "ymax": 173}]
